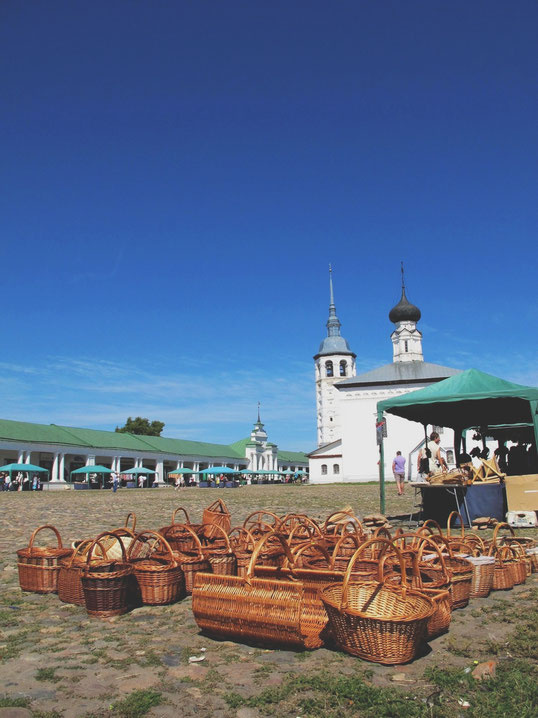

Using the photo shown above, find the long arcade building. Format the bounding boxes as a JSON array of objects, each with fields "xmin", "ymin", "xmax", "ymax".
[{"xmin": 0, "ymin": 416, "xmax": 308, "ymax": 486}]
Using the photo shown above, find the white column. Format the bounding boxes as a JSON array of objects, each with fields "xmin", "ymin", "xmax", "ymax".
[
  {"xmin": 51, "ymin": 453, "xmax": 59, "ymax": 482},
  {"xmin": 59, "ymin": 454, "xmax": 65, "ymax": 483},
  {"xmin": 25, "ymin": 453, "xmax": 31, "ymax": 464},
  {"xmin": 155, "ymin": 460, "xmax": 164, "ymax": 485},
  {"xmin": 18, "ymin": 450, "xmax": 24, "ymax": 463}
]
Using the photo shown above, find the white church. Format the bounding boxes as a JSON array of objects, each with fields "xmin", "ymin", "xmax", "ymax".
[{"xmin": 308, "ymin": 268, "xmax": 460, "ymax": 483}]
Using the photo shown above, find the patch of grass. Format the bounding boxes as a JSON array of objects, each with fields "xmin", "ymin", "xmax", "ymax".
[
  {"xmin": 446, "ymin": 636, "xmax": 474, "ymax": 658},
  {"xmin": 225, "ymin": 672, "xmax": 429, "ymax": 717},
  {"xmin": 426, "ymin": 659, "xmax": 538, "ymax": 718},
  {"xmin": 33, "ymin": 712, "xmax": 63, "ymax": 718},
  {"xmin": 109, "ymin": 689, "xmax": 163, "ymax": 718},
  {"xmin": 0, "ymin": 695, "xmax": 31, "ymax": 708},
  {"xmin": 0, "ymin": 629, "xmax": 31, "ymax": 661},
  {"xmin": 36, "ymin": 667, "xmax": 61, "ymax": 683},
  {"xmin": 140, "ymin": 649, "xmax": 162, "ymax": 667},
  {"xmin": 294, "ymin": 650, "xmax": 314, "ymax": 661},
  {"xmin": 0, "ymin": 608, "xmax": 22, "ymax": 627}
]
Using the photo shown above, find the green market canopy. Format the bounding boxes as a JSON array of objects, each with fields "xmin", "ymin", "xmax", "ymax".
[
  {"xmin": 0, "ymin": 462, "xmax": 49, "ymax": 474},
  {"xmin": 121, "ymin": 467, "xmax": 156, "ymax": 475},
  {"xmin": 71, "ymin": 465, "xmax": 114, "ymax": 474},
  {"xmin": 375, "ymin": 368, "xmax": 538, "ymax": 512},
  {"xmin": 377, "ymin": 368, "xmax": 538, "ymax": 433}
]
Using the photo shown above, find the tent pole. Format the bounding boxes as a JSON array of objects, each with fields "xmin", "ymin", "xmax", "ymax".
[
  {"xmin": 530, "ymin": 401, "xmax": 538, "ymax": 472},
  {"xmin": 377, "ymin": 410, "xmax": 385, "ymax": 515}
]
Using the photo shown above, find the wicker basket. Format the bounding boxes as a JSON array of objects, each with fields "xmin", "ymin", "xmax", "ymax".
[
  {"xmin": 526, "ymin": 547, "xmax": 538, "ymax": 573},
  {"xmin": 201, "ymin": 499, "xmax": 231, "ymax": 539},
  {"xmin": 464, "ymin": 555, "xmax": 495, "ymax": 598},
  {"xmin": 200, "ymin": 524, "xmax": 237, "ymax": 576},
  {"xmin": 81, "ymin": 532, "xmax": 132, "ymax": 618},
  {"xmin": 17, "ymin": 525, "xmax": 73, "ymax": 594},
  {"xmin": 158, "ymin": 507, "xmax": 202, "ymax": 552},
  {"xmin": 489, "ymin": 546, "xmax": 515, "ymax": 591},
  {"xmin": 229, "ymin": 526, "xmax": 256, "ymax": 577},
  {"xmin": 58, "ymin": 538, "xmax": 108, "ymax": 605},
  {"xmin": 169, "ymin": 525, "xmax": 211, "ymax": 594},
  {"xmin": 320, "ymin": 538, "xmax": 435, "ymax": 665},
  {"xmin": 488, "ymin": 524, "xmax": 527, "ymax": 586},
  {"xmin": 193, "ymin": 532, "xmax": 332, "ymax": 649},
  {"xmin": 128, "ymin": 531, "xmax": 185, "ymax": 605},
  {"xmin": 409, "ymin": 537, "xmax": 452, "ymax": 640},
  {"xmin": 420, "ymin": 536, "xmax": 473, "ymax": 610}
]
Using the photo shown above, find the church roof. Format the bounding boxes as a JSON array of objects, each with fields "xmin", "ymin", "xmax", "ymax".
[{"xmin": 335, "ymin": 361, "xmax": 461, "ymax": 388}]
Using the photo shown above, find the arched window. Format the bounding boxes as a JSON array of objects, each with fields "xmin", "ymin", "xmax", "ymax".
[
  {"xmin": 333, "ymin": 464, "xmax": 340, "ymax": 474},
  {"xmin": 325, "ymin": 361, "xmax": 333, "ymax": 377},
  {"xmin": 321, "ymin": 464, "xmax": 328, "ymax": 475},
  {"xmin": 339, "ymin": 361, "xmax": 347, "ymax": 376}
]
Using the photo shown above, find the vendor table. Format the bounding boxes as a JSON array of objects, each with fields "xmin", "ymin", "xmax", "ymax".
[{"xmin": 409, "ymin": 482, "xmax": 507, "ymax": 528}]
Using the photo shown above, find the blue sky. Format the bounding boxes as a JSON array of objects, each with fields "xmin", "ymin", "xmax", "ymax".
[{"xmin": 1, "ymin": 1, "xmax": 537, "ymax": 451}]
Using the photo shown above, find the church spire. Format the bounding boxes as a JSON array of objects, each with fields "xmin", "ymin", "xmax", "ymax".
[{"xmin": 326, "ymin": 264, "xmax": 342, "ymax": 337}]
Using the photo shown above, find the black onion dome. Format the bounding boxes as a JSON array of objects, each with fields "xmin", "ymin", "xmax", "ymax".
[{"xmin": 389, "ymin": 288, "xmax": 421, "ymax": 323}]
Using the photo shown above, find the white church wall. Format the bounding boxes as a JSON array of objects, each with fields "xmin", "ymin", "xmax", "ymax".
[{"xmin": 338, "ymin": 383, "xmax": 456, "ymax": 482}]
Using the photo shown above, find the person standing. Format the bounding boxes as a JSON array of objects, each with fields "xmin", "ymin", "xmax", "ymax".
[
  {"xmin": 392, "ymin": 451, "xmax": 406, "ymax": 495},
  {"xmin": 111, "ymin": 471, "xmax": 119, "ymax": 493},
  {"xmin": 427, "ymin": 432, "xmax": 448, "ymax": 474}
]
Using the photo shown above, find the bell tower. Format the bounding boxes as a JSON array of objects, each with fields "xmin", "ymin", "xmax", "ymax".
[
  {"xmin": 314, "ymin": 266, "xmax": 356, "ymax": 446},
  {"xmin": 389, "ymin": 263, "xmax": 424, "ymax": 363}
]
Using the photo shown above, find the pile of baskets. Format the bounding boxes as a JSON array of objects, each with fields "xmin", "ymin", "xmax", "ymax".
[{"xmin": 16, "ymin": 503, "xmax": 536, "ymax": 665}]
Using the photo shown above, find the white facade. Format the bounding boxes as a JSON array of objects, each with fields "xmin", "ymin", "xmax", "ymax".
[{"xmin": 309, "ymin": 273, "xmax": 460, "ymax": 483}]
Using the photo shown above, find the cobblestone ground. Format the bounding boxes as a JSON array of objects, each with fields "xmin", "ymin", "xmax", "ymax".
[{"xmin": 1, "ymin": 485, "xmax": 536, "ymax": 718}]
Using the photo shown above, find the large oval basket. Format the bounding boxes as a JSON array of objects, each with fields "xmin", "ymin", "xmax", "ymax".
[{"xmin": 320, "ymin": 538, "xmax": 434, "ymax": 665}]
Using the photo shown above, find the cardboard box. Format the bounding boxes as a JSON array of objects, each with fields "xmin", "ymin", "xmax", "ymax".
[{"xmin": 504, "ymin": 474, "xmax": 538, "ymax": 511}]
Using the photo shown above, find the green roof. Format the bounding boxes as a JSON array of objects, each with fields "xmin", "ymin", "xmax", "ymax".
[
  {"xmin": 0, "ymin": 419, "xmax": 308, "ymax": 463},
  {"xmin": 277, "ymin": 449, "xmax": 309, "ymax": 463}
]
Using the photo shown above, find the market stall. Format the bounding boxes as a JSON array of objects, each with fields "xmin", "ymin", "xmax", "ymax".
[{"xmin": 376, "ymin": 369, "xmax": 538, "ymax": 520}]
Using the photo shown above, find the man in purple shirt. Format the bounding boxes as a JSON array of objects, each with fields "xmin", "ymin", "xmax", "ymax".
[{"xmin": 392, "ymin": 451, "xmax": 406, "ymax": 496}]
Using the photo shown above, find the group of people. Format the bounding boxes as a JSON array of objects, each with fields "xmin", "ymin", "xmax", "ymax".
[
  {"xmin": 0, "ymin": 472, "xmax": 42, "ymax": 492},
  {"xmin": 391, "ymin": 431, "xmax": 448, "ymax": 495}
]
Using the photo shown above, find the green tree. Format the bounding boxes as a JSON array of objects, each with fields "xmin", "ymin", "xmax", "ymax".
[{"xmin": 115, "ymin": 417, "xmax": 165, "ymax": 436}]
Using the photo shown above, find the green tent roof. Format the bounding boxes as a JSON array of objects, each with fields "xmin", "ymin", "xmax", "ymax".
[{"xmin": 377, "ymin": 368, "xmax": 538, "ymax": 430}]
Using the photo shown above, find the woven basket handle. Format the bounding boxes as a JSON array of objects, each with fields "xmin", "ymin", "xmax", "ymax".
[
  {"xmin": 322, "ymin": 510, "xmax": 359, "ymax": 534},
  {"xmin": 329, "ymin": 533, "xmax": 361, "ymax": 568},
  {"xmin": 200, "ymin": 523, "xmax": 232, "ymax": 553},
  {"xmin": 420, "ymin": 519, "xmax": 444, "ymax": 536},
  {"xmin": 170, "ymin": 524, "xmax": 205, "ymax": 559},
  {"xmin": 124, "ymin": 512, "xmax": 137, "ymax": 531},
  {"xmin": 242, "ymin": 511, "xmax": 280, "ymax": 530},
  {"xmin": 172, "ymin": 506, "xmax": 191, "ymax": 525},
  {"xmin": 228, "ymin": 526, "xmax": 256, "ymax": 552},
  {"xmin": 414, "ymin": 535, "xmax": 451, "ymax": 587},
  {"xmin": 67, "ymin": 539, "xmax": 107, "ymax": 569},
  {"xmin": 284, "ymin": 540, "xmax": 332, "ymax": 568},
  {"xmin": 447, "ymin": 511, "xmax": 465, "ymax": 538},
  {"xmin": 245, "ymin": 531, "xmax": 296, "ymax": 584},
  {"xmin": 286, "ymin": 517, "xmax": 323, "ymax": 543},
  {"xmin": 85, "ymin": 531, "xmax": 127, "ymax": 569},
  {"xmin": 340, "ymin": 538, "xmax": 405, "ymax": 611},
  {"xmin": 111, "ymin": 527, "xmax": 136, "ymax": 539},
  {"xmin": 28, "ymin": 524, "xmax": 63, "ymax": 550},
  {"xmin": 206, "ymin": 498, "xmax": 229, "ymax": 514},
  {"xmin": 491, "ymin": 521, "xmax": 515, "ymax": 547},
  {"xmin": 127, "ymin": 530, "xmax": 176, "ymax": 565},
  {"xmin": 373, "ymin": 526, "xmax": 393, "ymax": 540}
]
